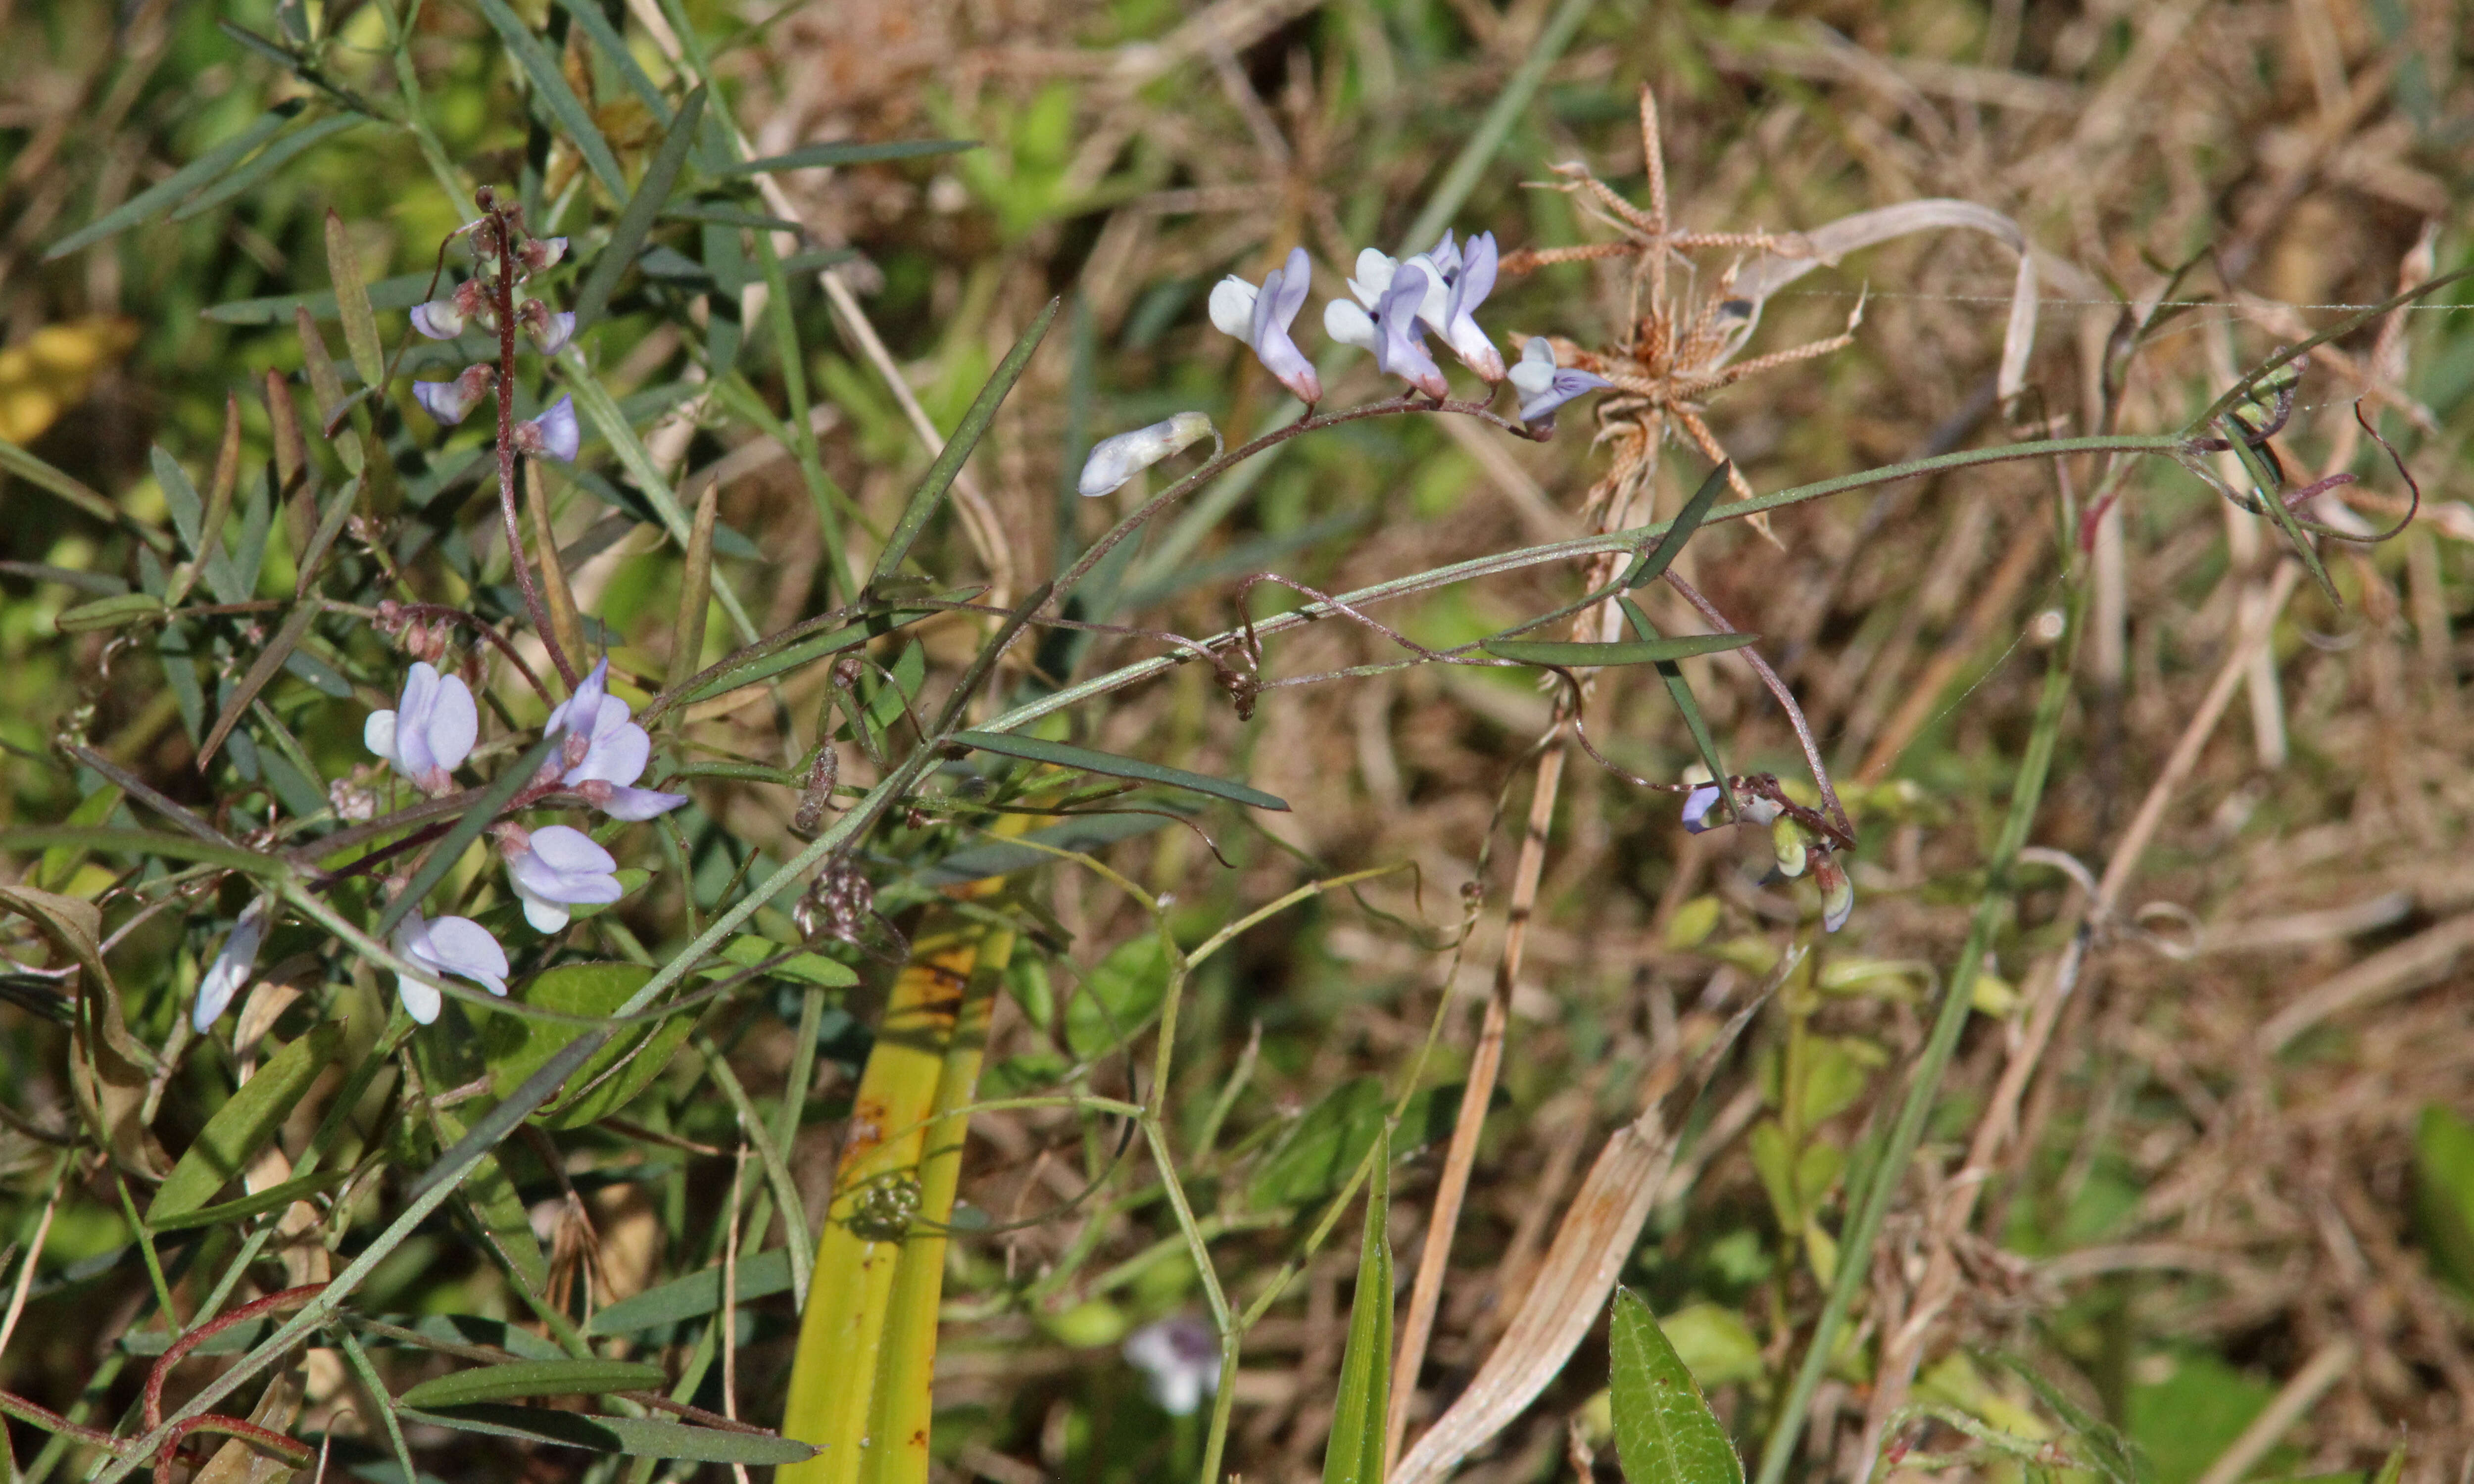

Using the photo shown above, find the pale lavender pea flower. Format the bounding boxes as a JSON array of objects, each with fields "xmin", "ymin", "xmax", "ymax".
[
  {"xmin": 1327, "ymin": 263, "xmax": 1449, "ymax": 399},
  {"xmin": 1681, "ymin": 782, "xmax": 1724, "ymax": 834},
  {"xmin": 512, "ymin": 394, "xmax": 580, "ymax": 462},
  {"xmin": 412, "ymin": 364, "xmax": 494, "ymax": 426},
  {"xmin": 1124, "ymin": 1316, "xmax": 1220, "ymax": 1417},
  {"xmin": 193, "ymin": 897, "xmax": 271, "ymax": 1032},
  {"xmin": 409, "ymin": 299, "xmax": 465, "ymax": 339},
  {"xmin": 504, "ymin": 823, "xmax": 624, "ymax": 933},
  {"xmin": 519, "ymin": 299, "xmax": 575, "ymax": 355},
  {"xmin": 391, "ymin": 908, "xmax": 509, "ymax": 1025},
  {"xmin": 365, "ymin": 661, "xmax": 479, "ymax": 795},
  {"xmin": 1437, "ymin": 231, "xmax": 1505, "ymax": 382},
  {"xmin": 1206, "ymin": 247, "xmax": 1322, "ymax": 405},
  {"xmin": 542, "ymin": 658, "xmax": 688, "ymax": 821},
  {"xmin": 1507, "ymin": 337, "xmax": 1611, "ymax": 428},
  {"xmin": 1077, "ymin": 412, "xmax": 1217, "ymax": 498}
]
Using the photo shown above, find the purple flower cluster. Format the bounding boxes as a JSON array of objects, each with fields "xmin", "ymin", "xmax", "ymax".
[
  {"xmin": 1200, "ymin": 231, "xmax": 1610, "ymax": 429},
  {"xmin": 407, "ymin": 224, "xmax": 578, "ymax": 460},
  {"xmin": 196, "ymin": 651, "xmax": 689, "ymax": 1031}
]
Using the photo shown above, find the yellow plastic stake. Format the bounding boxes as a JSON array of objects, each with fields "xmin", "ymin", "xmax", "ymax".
[{"xmin": 778, "ymin": 862, "xmax": 1016, "ymax": 1484}]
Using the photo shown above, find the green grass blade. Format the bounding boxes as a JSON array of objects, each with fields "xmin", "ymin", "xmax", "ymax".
[
  {"xmin": 1480, "ymin": 632, "xmax": 1758, "ymax": 667},
  {"xmin": 169, "ymin": 115, "xmax": 363, "ymax": 224},
  {"xmin": 869, "ymin": 296, "xmax": 1060, "ymax": 587},
  {"xmin": 399, "ymin": 1406, "xmax": 816, "ymax": 1464},
  {"xmin": 585, "ymin": 1248, "xmax": 793, "ymax": 1336},
  {"xmin": 372, "ymin": 729, "xmax": 563, "ymax": 940},
  {"xmin": 1609, "ymin": 1288, "xmax": 1743, "ymax": 1484},
  {"xmin": 201, "ymin": 273, "xmax": 437, "ymax": 325},
  {"xmin": 145, "ymin": 1170, "xmax": 349, "ymax": 1233},
  {"xmin": 553, "ymin": 0, "xmax": 671, "ymax": 120},
  {"xmin": 1320, "ymin": 1131, "xmax": 1392, "ymax": 1484},
  {"xmin": 1621, "ymin": 598, "xmax": 1734, "ymax": 815},
  {"xmin": 952, "ymin": 729, "xmax": 1289, "ymax": 811},
  {"xmin": 471, "ymin": 0, "xmax": 627, "ymax": 196},
  {"xmin": 46, "ymin": 102, "xmax": 304, "ymax": 259},
  {"xmin": 573, "ymin": 85, "xmax": 708, "ymax": 334},
  {"xmin": 723, "ymin": 139, "xmax": 976, "ymax": 174}
]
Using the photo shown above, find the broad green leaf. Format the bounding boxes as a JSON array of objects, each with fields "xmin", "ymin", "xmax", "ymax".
[
  {"xmin": 1480, "ymin": 632, "xmax": 1758, "ymax": 668},
  {"xmin": 398, "ymin": 1360, "xmax": 667, "ymax": 1409},
  {"xmin": 398, "ymin": 1405, "xmax": 816, "ymax": 1464},
  {"xmin": 585, "ymin": 1247, "xmax": 793, "ymax": 1336},
  {"xmin": 1063, "ymin": 933, "xmax": 1172, "ymax": 1060},
  {"xmin": 470, "ymin": 0, "xmax": 627, "ymax": 195},
  {"xmin": 478, "ymin": 961, "xmax": 696, "ymax": 1129},
  {"xmin": 55, "ymin": 593, "xmax": 166, "ymax": 634},
  {"xmin": 201, "ymin": 273, "xmax": 438, "ymax": 326},
  {"xmin": 1608, "ymin": 1287, "xmax": 1743, "ymax": 1484},
  {"xmin": 954, "ymin": 730, "xmax": 1289, "ymax": 812},
  {"xmin": 724, "ymin": 138, "xmax": 977, "ymax": 175},
  {"xmin": 324, "ymin": 210, "xmax": 385, "ymax": 391},
  {"xmin": 573, "ymin": 86, "xmax": 709, "ymax": 334},
  {"xmin": 148, "ymin": 1169, "xmax": 349, "ymax": 1232},
  {"xmin": 150, "ymin": 1021, "xmax": 344, "ymax": 1225},
  {"xmin": 1621, "ymin": 462, "xmax": 1730, "ymax": 590},
  {"xmin": 1251, "ymin": 1077, "xmax": 1384, "ymax": 1211},
  {"xmin": 46, "ymin": 102, "xmax": 304, "ymax": 259},
  {"xmin": 914, "ymin": 809, "xmax": 1177, "ymax": 888},
  {"xmin": 871, "ymin": 296, "xmax": 1061, "ymax": 585},
  {"xmin": 2415, "ymin": 1103, "xmax": 2474, "ymax": 1294},
  {"xmin": 1320, "ymin": 1132, "xmax": 1391, "ymax": 1484},
  {"xmin": 415, "ymin": 1021, "xmax": 549, "ymax": 1293}
]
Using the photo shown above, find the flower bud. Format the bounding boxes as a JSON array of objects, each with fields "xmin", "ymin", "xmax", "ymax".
[
  {"xmin": 1811, "ymin": 848, "xmax": 1853, "ymax": 932},
  {"xmin": 519, "ymin": 236, "xmax": 568, "ymax": 274},
  {"xmin": 1077, "ymin": 412, "xmax": 1216, "ymax": 497},
  {"xmin": 1773, "ymin": 816, "xmax": 1809, "ymax": 877}
]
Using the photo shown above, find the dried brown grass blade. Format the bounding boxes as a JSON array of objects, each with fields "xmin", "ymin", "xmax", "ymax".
[
  {"xmin": 525, "ymin": 459, "xmax": 586, "ymax": 677},
  {"xmin": 1726, "ymin": 200, "xmax": 2041, "ymax": 402}
]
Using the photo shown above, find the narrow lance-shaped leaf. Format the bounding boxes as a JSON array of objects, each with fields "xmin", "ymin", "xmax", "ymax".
[
  {"xmin": 46, "ymin": 101, "xmax": 304, "ymax": 259},
  {"xmin": 552, "ymin": 0, "xmax": 671, "ymax": 121},
  {"xmin": 204, "ymin": 274, "xmax": 438, "ymax": 327},
  {"xmin": 0, "ymin": 435, "xmax": 173, "ymax": 551},
  {"xmin": 1321, "ymin": 1130, "xmax": 1392, "ymax": 1484},
  {"xmin": 1623, "ymin": 461, "xmax": 1730, "ymax": 590},
  {"xmin": 870, "ymin": 296, "xmax": 1061, "ymax": 587},
  {"xmin": 724, "ymin": 138, "xmax": 978, "ymax": 175},
  {"xmin": 373, "ymin": 729, "xmax": 565, "ymax": 940},
  {"xmin": 1621, "ymin": 599, "xmax": 1734, "ymax": 821},
  {"xmin": 953, "ymin": 729, "xmax": 1289, "ymax": 812},
  {"xmin": 2231, "ymin": 427, "xmax": 2339, "ymax": 608},
  {"xmin": 325, "ymin": 209, "xmax": 385, "ymax": 392},
  {"xmin": 586, "ymin": 1247, "xmax": 794, "ymax": 1336},
  {"xmin": 572, "ymin": 85, "xmax": 708, "ymax": 335},
  {"xmin": 1480, "ymin": 631, "xmax": 1758, "ymax": 668},
  {"xmin": 171, "ymin": 116, "xmax": 364, "ymax": 225},
  {"xmin": 397, "ymin": 1359, "xmax": 668, "ymax": 1409},
  {"xmin": 1608, "ymin": 1288, "xmax": 1742, "ymax": 1484},
  {"xmin": 397, "ymin": 1406, "xmax": 816, "ymax": 1466},
  {"xmin": 149, "ymin": 1022, "xmax": 345, "ymax": 1227},
  {"xmin": 201, "ymin": 599, "xmax": 324, "ymax": 769},
  {"xmin": 668, "ymin": 482, "xmax": 718, "ymax": 690},
  {"xmin": 147, "ymin": 1169, "xmax": 349, "ymax": 1233},
  {"xmin": 470, "ymin": 0, "xmax": 627, "ymax": 196}
]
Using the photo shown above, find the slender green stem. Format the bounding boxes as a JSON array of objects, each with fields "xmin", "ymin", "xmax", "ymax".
[
  {"xmin": 752, "ymin": 232, "xmax": 850, "ymax": 604},
  {"xmin": 1750, "ymin": 568, "xmax": 2087, "ymax": 1484}
]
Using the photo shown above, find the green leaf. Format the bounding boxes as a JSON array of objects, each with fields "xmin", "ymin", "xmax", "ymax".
[
  {"xmin": 585, "ymin": 1247, "xmax": 793, "ymax": 1336},
  {"xmin": 954, "ymin": 730, "xmax": 1289, "ymax": 812},
  {"xmin": 478, "ymin": 961, "xmax": 696, "ymax": 1130},
  {"xmin": 1320, "ymin": 1132, "xmax": 1391, "ymax": 1484},
  {"xmin": 324, "ymin": 210, "xmax": 385, "ymax": 391},
  {"xmin": 913, "ymin": 809, "xmax": 1175, "ymax": 888},
  {"xmin": 572, "ymin": 85, "xmax": 708, "ymax": 335},
  {"xmin": 671, "ymin": 607, "xmax": 937, "ymax": 707},
  {"xmin": 0, "ymin": 826, "xmax": 272, "ymax": 873},
  {"xmin": 552, "ymin": 0, "xmax": 670, "ymax": 120},
  {"xmin": 1, "ymin": 435, "xmax": 169, "ymax": 550},
  {"xmin": 470, "ymin": 0, "xmax": 627, "ymax": 196},
  {"xmin": 147, "ymin": 1169, "xmax": 349, "ymax": 1232},
  {"xmin": 149, "ymin": 1022, "xmax": 344, "ymax": 1226},
  {"xmin": 723, "ymin": 138, "xmax": 977, "ymax": 174},
  {"xmin": 397, "ymin": 1405, "xmax": 815, "ymax": 1464},
  {"xmin": 1251, "ymin": 1077, "xmax": 1385, "ymax": 1211},
  {"xmin": 871, "ymin": 296, "xmax": 1060, "ymax": 585},
  {"xmin": 55, "ymin": 593, "xmax": 167, "ymax": 634},
  {"xmin": 715, "ymin": 935, "xmax": 857, "ymax": 990},
  {"xmin": 1063, "ymin": 933, "xmax": 1173, "ymax": 1060},
  {"xmin": 1621, "ymin": 462, "xmax": 1730, "ymax": 590},
  {"xmin": 154, "ymin": 445, "xmax": 202, "ymax": 553},
  {"xmin": 46, "ymin": 102, "xmax": 304, "ymax": 259},
  {"xmin": 170, "ymin": 115, "xmax": 365, "ymax": 225},
  {"xmin": 1480, "ymin": 632, "xmax": 1759, "ymax": 668},
  {"xmin": 1621, "ymin": 598, "xmax": 1733, "ymax": 811},
  {"xmin": 398, "ymin": 1360, "xmax": 667, "ymax": 1409},
  {"xmin": 201, "ymin": 273, "xmax": 439, "ymax": 326},
  {"xmin": 1608, "ymin": 1287, "xmax": 1743, "ymax": 1484},
  {"xmin": 200, "ymin": 600, "xmax": 322, "ymax": 767},
  {"xmin": 2415, "ymin": 1103, "xmax": 2474, "ymax": 1294}
]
